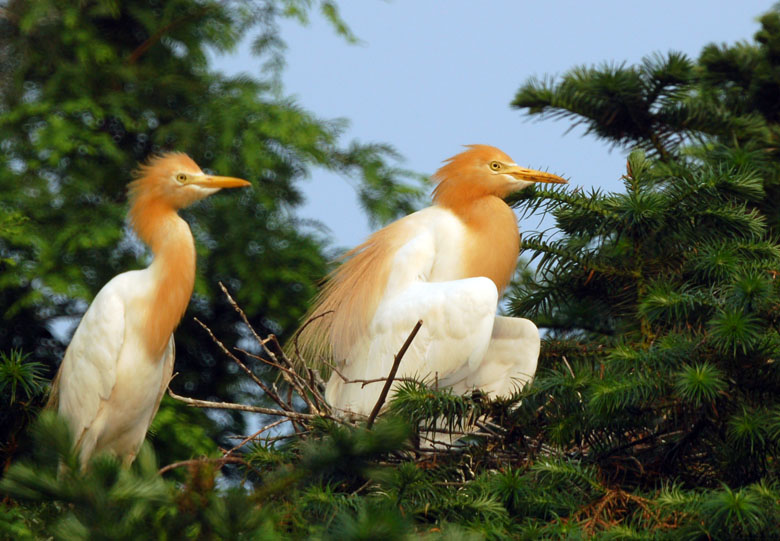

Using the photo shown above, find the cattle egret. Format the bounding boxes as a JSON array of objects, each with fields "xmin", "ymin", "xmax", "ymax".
[
  {"xmin": 47, "ymin": 153, "xmax": 250, "ymax": 467},
  {"xmin": 296, "ymin": 145, "xmax": 566, "ymax": 416}
]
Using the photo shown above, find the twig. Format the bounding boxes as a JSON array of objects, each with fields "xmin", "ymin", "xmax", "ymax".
[
  {"xmin": 265, "ymin": 334, "xmax": 322, "ymax": 415},
  {"xmin": 167, "ymin": 388, "xmax": 315, "ymax": 421},
  {"xmin": 480, "ymin": 419, "xmax": 507, "ymax": 433},
  {"xmin": 194, "ymin": 318, "xmax": 291, "ymax": 412},
  {"xmin": 307, "ymin": 366, "xmax": 326, "ymax": 402},
  {"xmin": 416, "ymin": 433, "xmax": 459, "ymax": 451},
  {"xmin": 474, "ymin": 420, "xmax": 503, "ymax": 437},
  {"xmin": 324, "ymin": 360, "xmax": 419, "ymax": 388},
  {"xmin": 434, "ymin": 481, "xmax": 466, "ymax": 487},
  {"xmin": 238, "ymin": 348, "xmax": 297, "ymax": 379},
  {"xmin": 226, "ymin": 431, "xmax": 308, "ymax": 444},
  {"xmin": 561, "ymin": 355, "xmax": 576, "ymax": 378},
  {"xmin": 217, "ymin": 283, "xmax": 286, "ymax": 369},
  {"xmin": 366, "ymin": 320, "xmax": 423, "ymax": 429},
  {"xmin": 350, "ymin": 479, "xmax": 373, "ymax": 496},
  {"xmin": 127, "ymin": 6, "xmax": 214, "ymax": 64},
  {"xmin": 236, "ymin": 347, "xmax": 330, "ymax": 414},
  {"xmin": 222, "ymin": 418, "xmax": 289, "ymax": 457},
  {"xmin": 218, "ymin": 283, "xmax": 324, "ymax": 415},
  {"xmin": 158, "ymin": 455, "xmax": 246, "ymax": 476},
  {"xmin": 219, "ymin": 282, "xmax": 274, "ymax": 351}
]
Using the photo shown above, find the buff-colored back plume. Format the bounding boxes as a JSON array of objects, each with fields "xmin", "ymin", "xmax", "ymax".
[{"xmin": 293, "ymin": 218, "xmax": 415, "ymax": 366}]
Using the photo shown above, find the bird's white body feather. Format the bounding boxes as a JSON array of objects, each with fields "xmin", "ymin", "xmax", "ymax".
[
  {"xmin": 57, "ymin": 268, "xmax": 174, "ymax": 467},
  {"xmin": 324, "ymin": 207, "xmax": 540, "ymax": 415}
]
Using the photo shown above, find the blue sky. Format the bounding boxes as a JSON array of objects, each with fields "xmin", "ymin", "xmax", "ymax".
[{"xmin": 215, "ymin": 1, "xmax": 774, "ymax": 248}]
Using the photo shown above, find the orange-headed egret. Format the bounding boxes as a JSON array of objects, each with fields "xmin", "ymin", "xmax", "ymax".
[
  {"xmin": 48, "ymin": 153, "xmax": 250, "ymax": 467},
  {"xmin": 296, "ymin": 145, "xmax": 566, "ymax": 415}
]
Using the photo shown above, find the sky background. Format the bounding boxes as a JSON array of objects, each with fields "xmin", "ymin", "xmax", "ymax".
[{"xmin": 215, "ymin": 0, "xmax": 775, "ymax": 249}]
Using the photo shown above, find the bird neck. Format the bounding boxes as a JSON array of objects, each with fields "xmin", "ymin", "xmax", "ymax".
[
  {"xmin": 440, "ymin": 195, "xmax": 520, "ymax": 294},
  {"xmin": 130, "ymin": 197, "xmax": 196, "ymax": 357},
  {"xmin": 432, "ymin": 175, "xmax": 494, "ymax": 209}
]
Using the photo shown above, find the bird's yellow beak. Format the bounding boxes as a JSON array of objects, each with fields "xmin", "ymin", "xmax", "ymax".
[
  {"xmin": 193, "ymin": 175, "xmax": 252, "ymax": 189},
  {"xmin": 504, "ymin": 165, "xmax": 567, "ymax": 184}
]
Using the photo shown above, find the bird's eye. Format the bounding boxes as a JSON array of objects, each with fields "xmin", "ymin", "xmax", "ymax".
[
  {"xmin": 176, "ymin": 173, "xmax": 188, "ymax": 183},
  {"xmin": 489, "ymin": 161, "xmax": 502, "ymax": 171}
]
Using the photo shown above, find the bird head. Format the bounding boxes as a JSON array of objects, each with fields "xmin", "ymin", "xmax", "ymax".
[
  {"xmin": 129, "ymin": 152, "xmax": 251, "ymax": 210},
  {"xmin": 432, "ymin": 145, "xmax": 566, "ymax": 207}
]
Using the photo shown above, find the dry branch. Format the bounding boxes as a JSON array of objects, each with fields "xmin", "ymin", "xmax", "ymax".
[
  {"xmin": 194, "ymin": 317, "xmax": 291, "ymax": 412},
  {"xmin": 222, "ymin": 418, "xmax": 290, "ymax": 457},
  {"xmin": 366, "ymin": 320, "xmax": 423, "ymax": 429},
  {"xmin": 291, "ymin": 309, "xmax": 334, "ymax": 364},
  {"xmin": 217, "ymin": 282, "xmax": 329, "ymax": 416},
  {"xmin": 158, "ymin": 455, "xmax": 247, "ymax": 476},
  {"xmin": 325, "ymin": 360, "xmax": 419, "ymax": 388},
  {"xmin": 168, "ymin": 388, "xmax": 315, "ymax": 422}
]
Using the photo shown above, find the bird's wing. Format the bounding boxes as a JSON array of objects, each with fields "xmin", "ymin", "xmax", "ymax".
[
  {"xmin": 447, "ymin": 315, "xmax": 540, "ymax": 397},
  {"xmin": 57, "ymin": 279, "xmax": 126, "ymax": 448},
  {"xmin": 325, "ymin": 223, "xmax": 499, "ymax": 415}
]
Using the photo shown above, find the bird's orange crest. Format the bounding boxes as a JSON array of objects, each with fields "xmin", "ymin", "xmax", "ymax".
[
  {"xmin": 128, "ymin": 153, "xmax": 200, "ymax": 244},
  {"xmin": 431, "ymin": 144, "xmax": 515, "ymax": 209}
]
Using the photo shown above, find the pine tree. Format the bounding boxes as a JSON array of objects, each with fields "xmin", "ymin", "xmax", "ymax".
[{"xmin": 501, "ymin": 4, "xmax": 780, "ymax": 536}]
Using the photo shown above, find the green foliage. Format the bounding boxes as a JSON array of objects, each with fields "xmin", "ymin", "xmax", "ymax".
[
  {"xmin": 1, "ymin": 412, "xmax": 169, "ymax": 540},
  {"xmin": 296, "ymin": 416, "xmax": 411, "ymax": 483},
  {"xmin": 674, "ymin": 362, "xmax": 726, "ymax": 407},
  {"xmin": 0, "ymin": 349, "xmax": 45, "ymax": 404},
  {"xmin": 501, "ymin": 3, "xmax": 780, "ymax": 536},
  {"xmin": 389, "ymin": 381, "xmax": 487, "ymax": 432},
  {"xmin": 0, "ymin": 349, "xmax": 46, "ymax": 472}
]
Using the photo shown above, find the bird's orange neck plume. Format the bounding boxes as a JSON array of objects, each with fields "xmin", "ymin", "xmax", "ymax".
[
  {"xmin": 128, "ymin": 173, "xmax": 196, "ymax": 357},
  {"xmin": 431, "ymin": 146, "xmax": 520, "ymax": 293},
  {"xmin": 458, "ymin": 197, "xmax": 519, "ymax": 294}
]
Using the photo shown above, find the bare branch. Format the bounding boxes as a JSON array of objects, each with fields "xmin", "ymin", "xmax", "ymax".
[
  {"xmin": 222, "ymin": 418, "xmax": 290, "ymax": 457},
  {"xmin": 218, "ymin": 283, "xmax": 326, "ymax": 415},
  {"xmin": 324, "ymin": 360, "xmax": 419, "ymax": 388},
  {"xmin": 366, "ymin": 320, "xmax": 423, "ymax": 429},
  {"xmin": 227, "ymin": 431, "xmax": 311, "ymax": 445},
  {"xmin": 265, "ymin": 334, "xmax": 322, "ymax": 415},
  {"xmin": 194, "ymin": 317, "xmax": 292, "ymax": 412},
  {"xmin": 219, "ymin": 281, "xmax": 274, "ymax": 352},
  {"xmin": 167, "ymin": 388, "xmax": 315, "ymax": 421},
  {"xmin": 561, "ymin": 355, "xmax": 576, "ymax": 378},
  {"xmin": 158, "ymin": 455, "xmax": 247, "ymax": 476},
  {"xmin": 237, "ymin": 348, "xmax": 296, "ymax": 378},
  {"xmin": 235, "ymin": 346, "xmax": 329, "ymax": 414}
]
